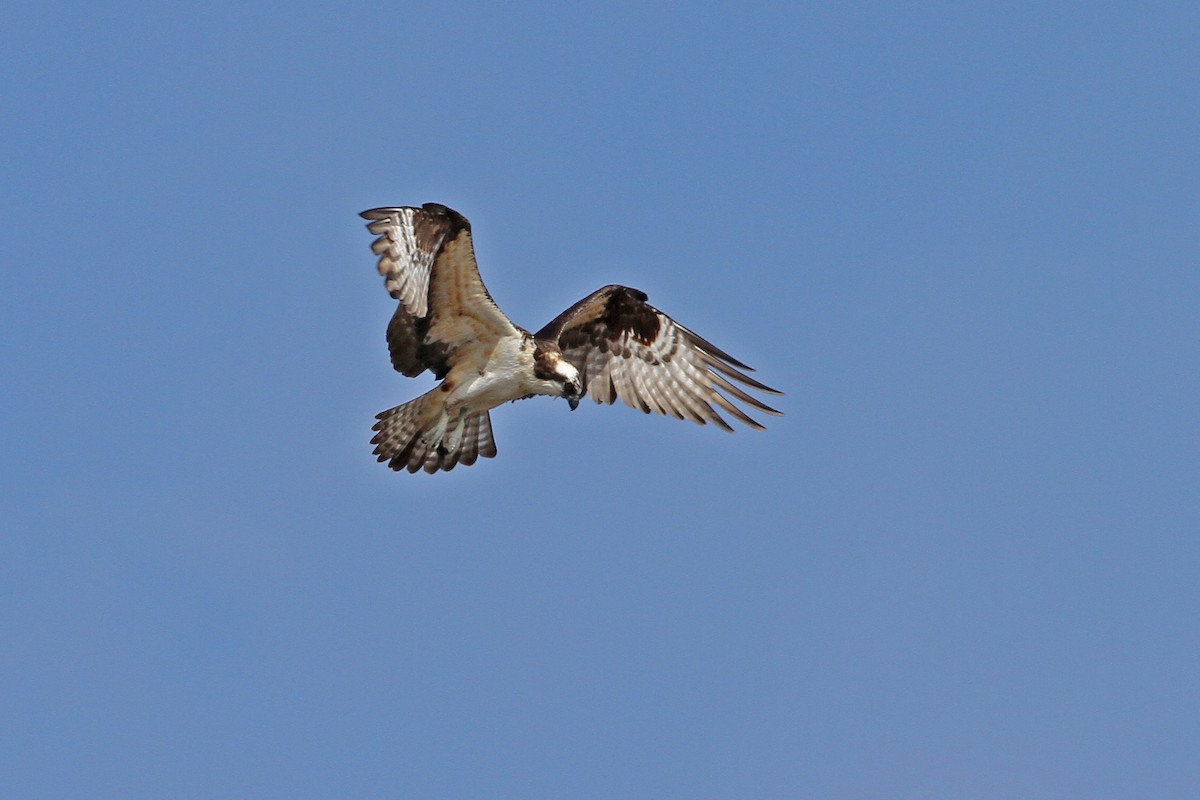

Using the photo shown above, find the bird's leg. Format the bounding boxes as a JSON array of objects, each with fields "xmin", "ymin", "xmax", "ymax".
[
  {"xmin": 439, "ymin": 409, "xmax": 467, "ymax": 456},
  {"xmin": 420, "ymin": 409, "xmax": 450, "ymax": 452}
]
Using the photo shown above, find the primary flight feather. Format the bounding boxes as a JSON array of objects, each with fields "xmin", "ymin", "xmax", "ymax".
[{"xmin": 363, "ymin": 203, "xmax": 782, "ymax": 473}]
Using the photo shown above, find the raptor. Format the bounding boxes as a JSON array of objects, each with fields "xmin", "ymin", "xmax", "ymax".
[{"xmin": 362, "ymin": 203, "xmax": 781, "ymax": 473}]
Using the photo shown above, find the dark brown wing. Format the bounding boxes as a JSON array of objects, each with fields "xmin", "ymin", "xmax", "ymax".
[
  {"xmin": 536, "ymin": 285, "xmax": 782, "ymax": 430},
  {"xmin": 362, "ymin": 203, "xmax": 520, "ymax": 378}
]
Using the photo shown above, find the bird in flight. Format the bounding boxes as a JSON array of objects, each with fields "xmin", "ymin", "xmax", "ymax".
[{"xmin": 362, "ymin": 203, "xmax": 781, "ymax": 473}]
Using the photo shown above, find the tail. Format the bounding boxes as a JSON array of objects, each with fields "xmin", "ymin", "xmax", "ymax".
[{"xmin": 371, "ymin": 393, "xmax": 498, "ymax": 474}]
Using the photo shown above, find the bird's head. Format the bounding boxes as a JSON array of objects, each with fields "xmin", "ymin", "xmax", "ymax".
[
  {"xmin": 555, "ymin": 359, "xmax": 582, "ymax": 411},
  {"xmin": 534, "ymin": 342, "xmax": 583, "ymax": 411},
  {"xmin": 559, "ymin": 367, "xmax": 583, "ymax": 410}
]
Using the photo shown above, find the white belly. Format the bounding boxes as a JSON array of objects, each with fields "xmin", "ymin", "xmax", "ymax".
[{"xmin": 448, "ymin": 336, "xmax": 540, "ymax": 413}]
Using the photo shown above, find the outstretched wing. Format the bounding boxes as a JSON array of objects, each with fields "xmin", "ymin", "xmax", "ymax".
[
  {"xmin": 536, "ymin": 285, "xmax": 782, "ymax": 430},
  {"xmin": 361, "ymin": 203, "xmax": 521, "ymax": 378}
]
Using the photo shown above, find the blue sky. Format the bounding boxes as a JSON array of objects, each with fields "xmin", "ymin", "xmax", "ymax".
[{"xmin": 3, "ymin": 3, "xmax": 1197, "ymax": 797}]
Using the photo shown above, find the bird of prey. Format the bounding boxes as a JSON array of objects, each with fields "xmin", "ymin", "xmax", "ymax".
[{"xmin": 362, "ymin": 203, "xmax": 781, "ymax": 473}]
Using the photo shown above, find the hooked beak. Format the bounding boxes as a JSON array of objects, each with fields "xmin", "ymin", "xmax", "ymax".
[{"xmin": 567, "ymin": 395, "xmax": 580, "ymax": 411}]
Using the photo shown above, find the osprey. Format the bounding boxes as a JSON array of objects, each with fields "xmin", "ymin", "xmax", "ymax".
[{"xmin": 363, "ymin": 203, "xmax": 782, "ymax": 473}]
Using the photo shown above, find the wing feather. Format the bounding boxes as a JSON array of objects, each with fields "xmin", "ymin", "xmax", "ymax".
[
  {"xmin": 362, "ymin": 206, "xmax": 450, "ymax": 316},
  {"xmin": 537, "ymin": 285, "xmax": 782, "ymax": 431}
]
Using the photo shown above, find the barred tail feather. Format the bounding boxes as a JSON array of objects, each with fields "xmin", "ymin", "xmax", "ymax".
[
  {"xmin": 371, "ymin": 395, "xmax": 497, "ymax": 474},
  {"xmin": 454, "ymin": 410, "xmax": 498, "ymax": 469}
]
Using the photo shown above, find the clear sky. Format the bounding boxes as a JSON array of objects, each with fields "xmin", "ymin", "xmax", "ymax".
[{"xmin": 3, "ymin": 3, "xmax": 1197, "ymax": 798}]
